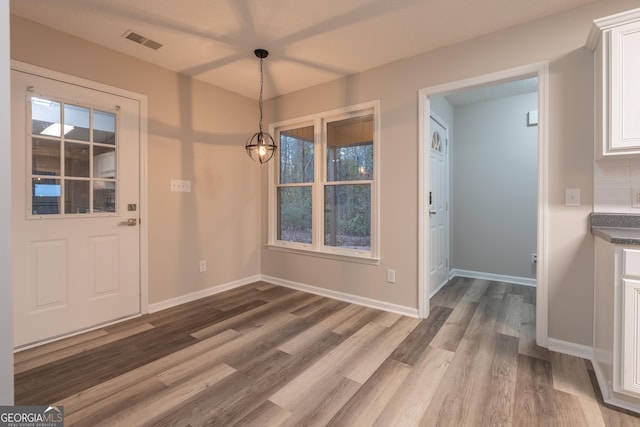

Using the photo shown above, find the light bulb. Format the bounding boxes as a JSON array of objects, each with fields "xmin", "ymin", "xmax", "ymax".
[{"xmin": 258, "ymin": 145, "xmax": 267, "ymax": 157}]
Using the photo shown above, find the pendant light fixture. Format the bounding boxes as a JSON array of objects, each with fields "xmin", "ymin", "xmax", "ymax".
[{"xmin": 245, "ymin": 49, "xmax": 277, "ymax": 163}]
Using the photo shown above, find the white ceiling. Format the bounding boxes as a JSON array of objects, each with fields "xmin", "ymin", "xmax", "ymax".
[{"xmin": 11, "ymin": 0, "xmax": 598, "ymax": 100}]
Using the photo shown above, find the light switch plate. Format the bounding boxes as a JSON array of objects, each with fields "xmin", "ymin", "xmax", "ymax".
[
  {"xmin": 171, "ymin": 179, "xmax": 191, "ymax": 192},
  {"xmin": 565, "ymin": 188, "xmax": 580, "ymax": 207}
]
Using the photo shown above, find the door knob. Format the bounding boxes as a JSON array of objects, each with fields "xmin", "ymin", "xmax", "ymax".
[
  {"xmin": 119, "ymin": 218, "xmax": 137, "ymax": 226},
  {"xmin": 429, "ymin": 210, "xmax": 437, "ymax": 216}
]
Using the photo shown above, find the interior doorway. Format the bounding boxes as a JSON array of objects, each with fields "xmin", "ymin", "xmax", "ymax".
[{"xmin": 418, "ymin": 63, "xmax": 549, "ymax": 347}]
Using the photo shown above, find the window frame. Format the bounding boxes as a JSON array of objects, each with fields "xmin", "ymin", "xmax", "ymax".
[{"xmin": 268, "ymin": 100, "xmax": 380, "ymax": 263}]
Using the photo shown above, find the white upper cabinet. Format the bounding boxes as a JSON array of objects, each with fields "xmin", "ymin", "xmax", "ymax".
[{"xmin": 588, "ymin": 8, "xmax": 640, "ymax": 158}]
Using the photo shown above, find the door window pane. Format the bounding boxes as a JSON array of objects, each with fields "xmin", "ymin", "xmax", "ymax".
[
  {"xmin": 64, "ymin": 104, "xmax": 90, "ymax": 142},
  {"xmin": 94, "ymin": 146, "xmax": 116, "ymax": 179},
  {"xmin": 278, "ymin": 186, "xmax": 312, "ymax": 243},
  {"xmin": 326, "ymin": 115, "xmax": 373, "ymax": 182},
  {"xmin": 31, "ymin": 98, "xmax": 62, "ymax": 137},
  {"xmin": 324, "ymin": 184, "xmax": 371, "ymax": 249},
  {"xmin": 64, "ymin": 180, "xmax": 90, "ymax": 214},
  {"xmin": 94, "ymin": 181, "xmax": 116, "ymax": 213},
  {"xmin": 32, "ymin": 138, "xmax": 61, "ymax": 176},
  {"xmin": 280, "ymin": 126, "xmax": 314, "ymax": 184},
  {"xmin": 65, "ymin": 142, "xmax": 90, "ymax": 177},
  {"xmin": 32, "ymin": 178, "xmax": 61, "ymax": 215},
  {"xmin": 93, "ymin": 110, "xmax": 116, "ymax": 144}
]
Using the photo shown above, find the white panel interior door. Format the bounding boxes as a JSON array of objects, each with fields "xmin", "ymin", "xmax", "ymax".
[
  {"xmin": 11, "ymin": 70, "xmax": 141, "ymax": 347},
  {"xmin": 429, "ymin": 115, "xmax": 449, "ymax": 294}
]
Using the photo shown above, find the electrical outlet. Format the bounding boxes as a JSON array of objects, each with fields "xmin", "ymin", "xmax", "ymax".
[
  {"xmin": 199, "ymin": 260, "xmax": 206, "ymax": 273},
  {"xmin": 171, "ymin": 179, "xmax": 191, "ymax": 192},
  {"xmin": 531, "ymin": 253, "xmax": 537, "ymax": 263}
]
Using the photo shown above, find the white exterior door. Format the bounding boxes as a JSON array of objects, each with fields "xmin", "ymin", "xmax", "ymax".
[
  {"xmin": 429, "ymin": 115, "xmax": 449, "ymax": 294},
  {"xmin": 11, "ymin": 70, "xmax": 141, "ymax": 347}
]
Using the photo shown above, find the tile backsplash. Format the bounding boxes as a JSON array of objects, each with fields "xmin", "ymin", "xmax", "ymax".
[{"xmin": 594, "ymin": 158, "xmax": 640, "ymax": 213}]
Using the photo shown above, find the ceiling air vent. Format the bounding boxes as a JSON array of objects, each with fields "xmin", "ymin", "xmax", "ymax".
[{"xmin": 122, "ymin": 30, "xmax": 163, "ymax": 50}]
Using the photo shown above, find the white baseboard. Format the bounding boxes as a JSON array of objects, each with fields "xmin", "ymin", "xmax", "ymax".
[
  {"xmin": 261, "ymin": 275, "xmax": 419, "ymax": 318},
  {"xmin": 449, "ymin": 269, "xmax": 537, "ymax": 287},
  {"xmin": 547, "ymin": 337, "xmax": 594, "ymax": 360},
  {"xmin": 148, "ymin": 275, "xmax": 261, "ymax": 313}
]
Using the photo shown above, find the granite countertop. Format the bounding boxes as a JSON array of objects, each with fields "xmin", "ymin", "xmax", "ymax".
[{"xmin": 591, "ymin": 213, "xmax": 640, "ymax": 245}]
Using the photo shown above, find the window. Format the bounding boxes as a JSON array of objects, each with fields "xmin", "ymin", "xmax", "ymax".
[
  {"xmin": 29, "ymin": 95, "xmax": 117, "ymax": 217},
  {"xmin": 269, "ymin": 101, "xmax": 379, "ymax": 261}
]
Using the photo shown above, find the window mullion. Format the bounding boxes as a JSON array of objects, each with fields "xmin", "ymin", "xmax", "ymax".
[{"xmin": 313, "ymin": 117, "xmax": 323, "ymax": 251}]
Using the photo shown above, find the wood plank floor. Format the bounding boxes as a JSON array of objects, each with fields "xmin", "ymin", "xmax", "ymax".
[{"xmin": 14, "ymin": 278, "xmax": 640, "ymax": 426}]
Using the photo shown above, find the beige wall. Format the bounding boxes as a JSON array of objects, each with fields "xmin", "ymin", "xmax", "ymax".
[
  {"xmin": 10, "ymin": 16, "xmax": 262, "ymax": 305},
  {"xmin": 452, "ymin": 93, "xmax": 538, "ymax": 281},
  {"xmin": 262, "ymin": 0, "xmax": 640, "ymax": 346},
  {"xmin": 1, "ymin": 0, "xmax": 13, "ymax": 404}
]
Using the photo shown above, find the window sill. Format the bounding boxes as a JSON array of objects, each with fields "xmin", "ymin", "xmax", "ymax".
[{"xmin": 267, "ymin": 244, "xmax": 381, "ymax": 265}]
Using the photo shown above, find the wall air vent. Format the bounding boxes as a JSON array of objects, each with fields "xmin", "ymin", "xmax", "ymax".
[{"xmin": 122, "ymin": 30, "xmax": 163, "ymax": 50}]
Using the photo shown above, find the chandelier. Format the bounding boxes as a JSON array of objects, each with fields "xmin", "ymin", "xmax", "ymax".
[{"xmin": 245, "ymin": 49, "xmax": 277, "ymax": 163}]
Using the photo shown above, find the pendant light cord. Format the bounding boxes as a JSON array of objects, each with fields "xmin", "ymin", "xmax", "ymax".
[{"xmin": 258, "ymin": 56, "xmax": 264, "ymax": 135}]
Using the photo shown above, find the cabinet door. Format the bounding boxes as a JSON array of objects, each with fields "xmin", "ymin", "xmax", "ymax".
[
  {"xmin": 622, "ymin": 278, "xmax": 640, "ymax": 397},
  {"xmin": 610, "ymin": 22, "xmax": 640, "ymax": 150}
]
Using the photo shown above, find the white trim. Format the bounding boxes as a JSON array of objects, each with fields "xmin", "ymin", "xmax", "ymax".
[
  {"xmin": 418, "ymin": 62, "xmax": 549, "ymax": 350},
  {"xmin": 11, "ymin": 61, "xmax": 146, "ymax": 102},
  {"xmin": 448, "ymin": 269, "xmax": 536, "ymax": 288},
  {"xmin": 536, "ymin": 63, "xmax": 550, "ymax": 348},
  {"xmin": 267, "ymin": 244, "xmax": 380, "ymax": 265},
  {"xmin": 148, "ymin": 275, "xmax": 261, "ymax": 313},
  {"xmin": 261, "ymin": 275, "xmax": 419, "ymax": 318},
  {"xmin": 10, "ymin": 60, "xmax": 151, "ymax": 316},
  {"xmin": 417, "ymin": 89, "xmax": 429, "ymax": 318},
  {"xmin": 139, "ymin": 94, "xmax": 149, "ymax": 314},
  {"xmin": 547, "ymin": 337, "xmax": 594, "ymax": 360}
]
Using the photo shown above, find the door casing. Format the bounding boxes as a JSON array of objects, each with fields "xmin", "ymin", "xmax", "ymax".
[{"xmin": 417, "ymin": 62, "xmax": 549, "ymax": 348}]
